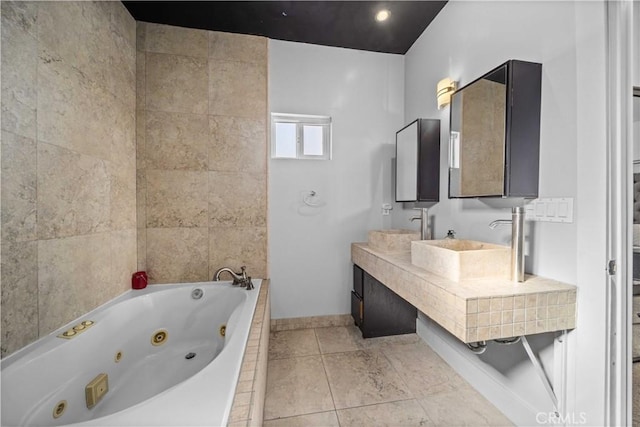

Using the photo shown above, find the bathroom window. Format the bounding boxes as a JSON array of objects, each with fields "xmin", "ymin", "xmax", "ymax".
[{"xmin": 271, "ymin": 113, "xmax": 332, "ymax": 159}]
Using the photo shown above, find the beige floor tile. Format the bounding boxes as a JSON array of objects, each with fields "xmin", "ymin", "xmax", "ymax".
[
  {"xmin": 264, "ymin": 356, "xmax": 334, "ymax": 420},
  {"xmin": 418, "ymin": 388, "xmax": 513, "ymax": 426},
  {"xmin": 269, "ymin": 329, "xmax": 320, "ymax": 360},
  {"xmin": 322, "ymin": 350, "xmax": 412, "ymax": 409},
  {"xmin": 315, "ymin": 325, "xmax": 363, "ymax": 354},
  {"xmin": 337, "ymin": 399, "xmax": 433, "ymax": 427},
  {"xmin": 383, "ymin": 346, "xmax": 468, "ymax": 397},
  {"xmin": 263, "ymin": 411, "xmax": 339, "ymax": 426}
]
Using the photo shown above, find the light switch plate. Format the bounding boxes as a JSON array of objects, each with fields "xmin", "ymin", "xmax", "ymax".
[{"xmin": 525, "ymin": 198, "xmax": 574, "ymax": 223}]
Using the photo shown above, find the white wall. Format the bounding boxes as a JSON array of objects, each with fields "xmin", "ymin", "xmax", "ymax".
[
  {"xmin": 268, "ymin": 41, "xmax": 404, "ymax": 319},
  {"xmin": 635, "ymin": 0, "xmax": 639, "ymax": 86},
  {"xmin": 400, "ymin": 1, "xmax": 608, "ymax": 424}
]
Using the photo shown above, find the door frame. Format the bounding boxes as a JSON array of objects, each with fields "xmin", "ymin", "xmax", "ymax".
[{"xmin": 605, "ymin": 0, "xmax": 634, "ymax": 425}]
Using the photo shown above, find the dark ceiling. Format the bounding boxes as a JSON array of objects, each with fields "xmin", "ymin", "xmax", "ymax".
[{"xmin": 122, "ymin": 1, "xmax": 447, "ymax": 55}]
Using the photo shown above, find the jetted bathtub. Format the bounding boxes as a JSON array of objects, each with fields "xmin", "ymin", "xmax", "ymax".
[{"xmin": 1, "ymin": 279, "xmax": 263, "ymax": 427}]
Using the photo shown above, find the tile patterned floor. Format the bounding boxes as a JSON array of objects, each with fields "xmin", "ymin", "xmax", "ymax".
[{"xmin": 264, "ymin": 325, "xmax": 513, "ymax": 426}]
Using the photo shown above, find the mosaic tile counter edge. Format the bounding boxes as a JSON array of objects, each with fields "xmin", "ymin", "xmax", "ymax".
[{"xmin": 351, "ymin": 243, "xmax": 576, "ymax": 343}]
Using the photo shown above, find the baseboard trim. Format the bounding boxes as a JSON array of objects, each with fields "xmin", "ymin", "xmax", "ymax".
[{"xmin": 271, "ymin": 314, "xmax": 352, "ymax": 331}]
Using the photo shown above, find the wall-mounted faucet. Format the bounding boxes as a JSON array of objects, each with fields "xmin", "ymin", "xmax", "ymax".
[
  {"xmin": 489, "ymin": 207, "xmax": 525, "ymax": 282},
  {"xmin": 411, "ymin": 207, "xmax": 431, "ymax": 240}
]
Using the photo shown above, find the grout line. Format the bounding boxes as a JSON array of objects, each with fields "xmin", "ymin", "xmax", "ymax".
[{"xmin": 315, "ymin": 327, "xmax": 339, "ymax": 422}]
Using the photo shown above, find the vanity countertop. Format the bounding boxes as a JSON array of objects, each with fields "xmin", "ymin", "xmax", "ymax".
[{"xmin": 351, "ymin": 242, "xmax": 577, "ymax": 343}]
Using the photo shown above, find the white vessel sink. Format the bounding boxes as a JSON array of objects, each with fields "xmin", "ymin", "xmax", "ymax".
[
  {"xmin": 411, "ymin": 239, "xmax": 511, "ymax": 282},
  {"xmin": 368, "ymin": 229, "xmax": 421, "ymax": 252}
]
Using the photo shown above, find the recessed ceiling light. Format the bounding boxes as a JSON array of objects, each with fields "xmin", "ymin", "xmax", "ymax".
[{"xmin": 375, "ymin": 9, "xmax": 390, "ymax": 22}]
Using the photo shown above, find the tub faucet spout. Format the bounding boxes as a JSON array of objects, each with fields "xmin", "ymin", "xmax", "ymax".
[{"xmin": 213, "ymin": 266, "xmax": 253, "ymax": 290}]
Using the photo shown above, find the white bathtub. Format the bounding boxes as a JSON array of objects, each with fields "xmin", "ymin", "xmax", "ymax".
[{"xmin": 1, "ymin": 279, "xmax": 263, "ymax": 427}]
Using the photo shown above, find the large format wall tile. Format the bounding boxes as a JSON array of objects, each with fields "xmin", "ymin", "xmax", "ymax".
[
  {"xmin": 37, "ymin": 143, "xmax": 110, "ymax": 239},
  {"xmin": 0, "ymin": 241, "xmax": 38, "ymax": 358},
  {"xmin": 209, "ymin": 171, "xmax": 266, "ymax": 227},
  {"xmin": 145, "ymin": 22, "xmax": 208, "ymax": 58},
  {"xmin": 1, "ymin": 131, "xmax": 37, "ymax": 242},
  {"xmin": 209, "ymin": 60, "xmax": 267, "ymax": 119},
  {"xmin": 209, "ymin": 32, "xmax": 267, "ymax": 64},
  {"xmin": 209, "ymin": 116, "xmax": 267, "ymax": 173},
  {"xmin": 38, "ymin": 2, "xmax": 135, "ymax": 104},
  {"xmin": 111, "ymin": 228, "xmax": 138, "ymax": 294},
  {"xmin": 37, "ymin": 56, "xmax": 121, "ymax": 161},
  {"xmin": 145, "ymin": 52, "xmax": 208, "ymax": 114},
  {"xmin": 38, "ymin": 233, "xmax": 113, "ymax": 336},
  {"xmin": 145, "ymin": 170, "xmax": 209, "ymax": 227},
  {"xmin": 108, "ymin": 162, "xmax": 137, "ymax": 230},
  {"xmin": 146, "ymin": 227, "xmax": 209, "ymax": 283},
  {"xmin": 138, "ymin": 23, "xmax": 268, "ymax": 286},
  {"xmin": 145, "ymin": 111, "xmax": 209, "ymax": 170},
  {"xmin": 209, "ymin": 226, "xmax": 267, "ymax": 279},
  {"xmin": 1, "ymin": 1, "xmax": 137, "ymax": 358},
  {"xmin": 1, "ymin": 4, "xmax": 37, "ymax": 139}
]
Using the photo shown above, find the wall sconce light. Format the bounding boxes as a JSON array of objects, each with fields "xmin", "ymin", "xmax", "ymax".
[{"xmin": 436, "ymin": 77, "xmax": 457, "ymax": 109}]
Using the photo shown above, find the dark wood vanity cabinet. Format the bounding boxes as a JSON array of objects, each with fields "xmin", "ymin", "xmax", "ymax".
[{"xmin": 351, "ymin": 265, "xmax": 417, "ymax": 338}]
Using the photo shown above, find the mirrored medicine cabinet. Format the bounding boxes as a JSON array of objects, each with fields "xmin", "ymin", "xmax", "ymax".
[
  {"xmin": 449, "ymin": 59, "xmax": 542, "ymax": 198},
  {"xmin": 395, "ymin": 118, "xmax": 441, "ymax": 203}
]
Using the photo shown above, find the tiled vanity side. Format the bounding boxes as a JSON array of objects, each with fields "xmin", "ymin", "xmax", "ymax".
[
  {"xmin": 228, "ymin": 279, "xmax": 270, "ymax": 427},
  {"xmin": 351, "ymin": 244, "xmax": 577, "ymax": 343}
]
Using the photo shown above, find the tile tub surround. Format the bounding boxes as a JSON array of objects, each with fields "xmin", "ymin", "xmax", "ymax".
[
  {"xmin": 1, "ymin": 1, "xmax": 137, "ymax": 357},
  {"xmin": 352, "ymin": 243, "xmax": 577, "ymax": 343},
  {"xmin": 228, "ymin": 280, "xmax": 270, "ymax": 427},
  {"xmin": 136, "ymin": 22, "xmax": 268, "ymax": 284}
]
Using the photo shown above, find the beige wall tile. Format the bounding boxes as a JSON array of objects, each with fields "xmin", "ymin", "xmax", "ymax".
[
  {"xmin": 137, "ymin": 226, "xmax": 147, "ymax": 272},
  {"xmin": 136, "ymin": 21, "xmax": 147, "ymax": 51},
  {"xmin": 37, "ymin": 56, "xmax": 121, "ymax": 160},
  {"xmin": 1, "ymin": 2, "xmax": 38, "ymax": 37},
  {"xmin": 1, "ymin": 7, "xmax": 37, "ymax": 138},
  {"xmin": 111, "ymin": 228, "xmax": 138, "ymax": 294},
  {"xmin": 108, "ymin": 163, "xmax": 137, "ymax": 230},
  {"xmin": 136, "ymin": 51, "xmax": 146, "ymax": 111},
  {"xmin": 145, "ymin": 170, "xmax": 209, "ymax": 227},
  {"xmin": 145, "ymin": 52, "xmax": 208, "ymax": 114},
  {"xmin": 209, "ymin": 171, "xmax": 266, "ymax": 227},
  {"xmin": 38, "ymin": 233, "xmax": 113, "ymax": 336},
  {"xmin": 209, "ymin": 60, "xmax": 266, "ymax": 119},
  {"xmin": 1, "ymin": 131, "xmax": 36, "ymax": 242},
  {"xmin": 1, "ymin": 240, "xmax": 38, "ymax": 357},
  {"xmin": 145, "ymin": 111, "xmax": 209, "ymax": 170},
  {"xmin": 1, "ymin": 0, "xmax": 136, "ymax": 357},
  {"xmin": 209, "ymin": 32, "xmax": 267, "ymax": 64},
  {"xmin": 209, "ymin": 226, "xmax": 267, "ymax": 279},
  {"xmin": 38, "ymin": 2, "xmax": 135, "ymax": 104},
  {"xmin": 37, "ymin": 143, "xmax": 110, "ymax": 239},
  {"xmin": 146, "ymin": 227, "xmax": 209, "ymax": 283},
  {"xmin": 136, "ymin": 169, "xmax": 147, "ymax": 229},
  {"xmin": 209, "ymin": 116, "xmax": 267, "ymax": 173},
  {"xmin": 145, "ymin": 22, "xmax": 209, "ymax": 57}
]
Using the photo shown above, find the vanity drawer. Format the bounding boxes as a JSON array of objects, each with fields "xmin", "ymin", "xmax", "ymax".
[{"xmin": 634, "ymin": 296, "xmax": 640, "ymax": 325}]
